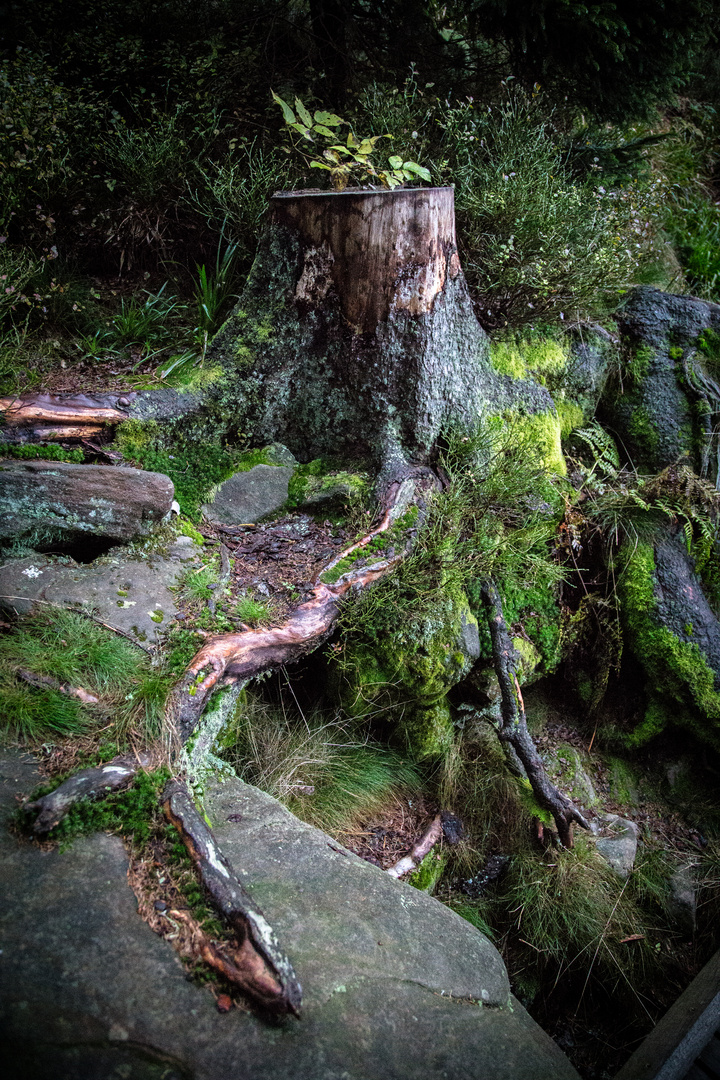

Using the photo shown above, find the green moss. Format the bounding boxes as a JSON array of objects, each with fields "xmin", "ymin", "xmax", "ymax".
[
  {"xmin": 668, "ymin": 346, "xmax": 684, "ymax": 361},
  {"xmin": 409, "ymin": 848, "xmax": 448, "ymax": 894},
  {"xmin": 22, "ymin": 767, "xmax": 171, "ymax": 844},
  {"xmin": 0, "ymin": 442, "xmax": 84, "ymax": 463},
  {"xmin": 627, "ymin": 406, "xmax": 659, "ymax": 457},
  {"xmin": 489, "ymin": 334, "xmax": 569, "ymax": 383},
  {"xmin": 177, "ymin": 519, "xmax": 204, "ymax": 544},
  {"xmin": 625, "ymin": 344, "xmax": 654, "ymax": 386},
  {"xmin": 116, "ymin": 419, "xmax": 243, "ymax": 520},
  {"xmin": 618, "ymin": 542, "xmax": 720, "ymax": 746},
  {"xmin": 335, "ymin": 591, "xmax": 478, "ymax": 759},
  {"xmin": 505, "ymin": 410, "xmax": 566, "ymax": 475},
  {"xmin": 556, "ymin": 400, "xmax": 585, "ymax": 439}
]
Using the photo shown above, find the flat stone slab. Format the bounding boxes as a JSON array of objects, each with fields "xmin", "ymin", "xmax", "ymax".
[
  {"xmin": 202, "ymin": 464, "xmax": 294, "ymax": 526},
  {"xmin": 0, "ymin": 752, "xmax": 579, "ymax": 1080},
  {"xmin": 0, "ymin": 535, "xmax": 201, "ymax": 644},
  {"xmin": 0, "ymin": 460, "xmax": 174, "ymax": 545}
]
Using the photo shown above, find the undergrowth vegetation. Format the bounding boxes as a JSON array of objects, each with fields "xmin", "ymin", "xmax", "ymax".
[{"xmin": 0, "ymin": 608, "xmax": 173, "ymax": 747}]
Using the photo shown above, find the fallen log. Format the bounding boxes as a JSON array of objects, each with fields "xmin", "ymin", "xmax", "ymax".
[
  {"xmin": 26, "ymin": 751, "xmax": 152, "ymax": 834},
  {"xmin": 162, "ymin": 779, "xmax": 302, "ymax": 1016},
  {"xmin": 481, "ymin": 579, "xmax": 590, "ymax": 848},
  {"xmin": 0, "ymin": 392, "xmax": 130, "ymax": 427}
]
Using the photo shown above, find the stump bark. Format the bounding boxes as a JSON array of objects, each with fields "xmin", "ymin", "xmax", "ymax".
[{"xmin": 207, "ymin": 186, "xmax": 546, "ymax": 470}]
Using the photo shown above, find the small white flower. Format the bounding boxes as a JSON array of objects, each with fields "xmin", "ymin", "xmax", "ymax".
[{"xmin": 22, "ymin": 566, "xmax": 43, "ymax": 579}]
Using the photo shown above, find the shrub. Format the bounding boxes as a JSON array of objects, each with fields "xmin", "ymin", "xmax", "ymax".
[{"xmin": 445, "ymin": 92, "xmax": 663, "ymax": 328}]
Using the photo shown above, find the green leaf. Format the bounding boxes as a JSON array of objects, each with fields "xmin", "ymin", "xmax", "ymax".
[
  {"xmin": 347, "ymin": 132, "xmax": 359, "ymax": 148},
  {"xmin": 314, "ymin": 111, "xmax": 344, "ymax": 127},
  {"xmin": 310, "ymin": 161, "xmax": 333, "ymax": 170},
  {"xmin": 291, "ymin": 123, "xmax": 314, "ymax": 141},
  {"xmin": 330, "ymin": 144, "xmax": 353, "ymax": 156},
  {"xmin": 388, "ymin": 155, "xmax": 403, "ymax": 170},
  {"xmin": 295, "ymin": 98, "xmax": 313, "ymax": 128},
  {"xmin": 313, "ymin": 124, "xmax": 337, "ymax": 138},
  {"xmin": 402, "ymin": 161, "xmax": 432, "ymax": 182},
  {"xmin": 271, "ymin": 91, "xmax": 295, "ymax": 126},
  {"xmin": 323, "ymin": 148, "xmax": 340, "ymax": 163},
  {"xmin": 357, "ymin": 138, "xmax": 380, "ymax": 155}
]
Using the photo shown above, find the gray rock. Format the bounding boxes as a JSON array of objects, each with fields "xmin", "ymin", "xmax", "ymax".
[
  {"xmin": 202, "ymin": 464, "xmax": 295, "ymax": 526},
  {"xmin": 0, "ymin": 460, "xmax": 174, "ymax": 546},
  {"xmin": 0, "ymin": 752, "xmax": 580, "ymax": 1080},
  {"xmin": 263, "ymin": 443, "xmax": 298, "ymax": 467},
  {"xmin": 0, "ymin": 537, "xmax": 202, "ymax": 644},
  {"xmin": 668, "ymin": 864, "xmax": 697, "ymax": 936},
  {"xmin": 595, "ymin": 815, "xmax": 639, "ymax": 878}
]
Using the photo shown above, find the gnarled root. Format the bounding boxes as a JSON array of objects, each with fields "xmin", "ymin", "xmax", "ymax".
[
  {"xmin": 26, "ymin": 751, "xmax": 153, "ymax": 834},
  {"xmin": 169, "ymin": 476, "xmax": 422, "ymax": 742},
  {"xmin": 162, "ymin": 780, "xmax": 302, "ymax": 1016},
  {"xmin": 481, "ymin": 579, "xmax": 590, "ymax": 848}
]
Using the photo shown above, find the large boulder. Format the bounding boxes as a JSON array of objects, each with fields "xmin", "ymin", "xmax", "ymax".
[
  {"xmin": 0, "ymin": 460, "xmax": 174, "ymax": 548},
  {"xmin": 601, "ymin": 287, "xmax": 720, "ymax": 474},
  {"xmin": 0, "ymin": 751, "xmax": 580, "ymax": 1080}
]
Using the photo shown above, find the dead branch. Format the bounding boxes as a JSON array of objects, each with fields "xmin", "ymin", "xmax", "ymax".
[
  {"xmin": 168, "ymin": 477, "xmax": 421, "ymax": 742},
  {"xmin": 25, "ymin": 751, "xmax": 152, "ymax": 834},
  {"xmin": 162, "ymin": 780, "xmax": 302, "ymax": 1016},
  {"xmin": 15, "ymin": 667, "xmax": 99, "ymax": 705},
  {"xmin": 480, "ymin": 579, "xmax": 590, "ymax": 848},
  {"xmin": 387, "ymin": 815, "xmax": 443, "ymax": 879}
]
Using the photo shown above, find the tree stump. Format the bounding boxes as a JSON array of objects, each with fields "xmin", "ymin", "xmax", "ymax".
[{"xmin": 208, "ymin": 186, "xmax": 545, "ymax": 469}]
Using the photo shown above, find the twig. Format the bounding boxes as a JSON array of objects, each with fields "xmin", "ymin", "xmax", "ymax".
[{"xmin": 15, "ymin": 667, "xmax": 99, "ymax": 705}]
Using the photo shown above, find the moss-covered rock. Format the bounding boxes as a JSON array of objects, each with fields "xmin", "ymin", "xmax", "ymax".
[
  {"xmin": 617, "ymin": 532, "xmax": 720, "ymax": 748},
  {"xmin": 333, "ymin": 592, "xmax": 481, "ymax": 759}
]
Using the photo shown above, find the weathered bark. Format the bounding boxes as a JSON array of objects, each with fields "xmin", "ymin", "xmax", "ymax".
[
  {"xmin": 480, "ymin": 579, "xmax": 590, "ymax": 848},
  {"xmin": 387, "ymin": 815, "xmax": 443, "ymax": 879},
  {"xmin": 26, "ymin": 752, "xmax": 152, "ymax": 834},
  {"xmin": 169, "ymin": 477, "xmax": 419, "ymax": 741},
  {"xmin": 162, "ymin": 780, "xmax": 302, "ymax": 1015},
  {"xmin": 207, "ymin": 186, "xmax": 553, "ymax": 466}
]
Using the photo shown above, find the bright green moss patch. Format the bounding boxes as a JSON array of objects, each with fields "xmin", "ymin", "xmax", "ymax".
[
  {"xmin": 0, "ymin": 442, "xmax": 84, "ymax": 463},
  {"xmin": 409, "ymin": 848, "xmax": 448, "ymax": 894},
  {"xmin": 116, "ymin": 418, "xmax": 243, "ymax": 520},
  {"xmin": 489, "ymin": 334, "xmax": 569, "ymax": 383},
  {"xmin": 504, "ymin": 410, "xmax": 566, "ymax": 475},
  {"xmin": 618, "ymin": 542, "xmax": 720, "ymax": 746},
  {"xmin": 627, "ymin": 406, "xmax": 659, "ymax": 457}
]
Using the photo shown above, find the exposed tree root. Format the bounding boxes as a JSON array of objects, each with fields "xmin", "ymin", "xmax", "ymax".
[
  {"xmin": 162, "ymin": 780, "xmax": 302, "ymax": 1015},
  {"xmin": 15, "ymin": 667, "xmax": 100, "ymax": 705},
  {"xmin": 25, "ymin": 751, "xmax": 153, "ymax": 834},
  {"xmin": 387, "ymin": 815, "xmax": 443, "ymax": 879},
  {"xmin": 169, "ymin": 476, "xmax": 421, "ymax": 742},
  {"xmin": 0, "ymin": 392, "xmax": 131, "ymax": 441},
  {"xmin": 480, "ymin": 579, "xmax": 590, "ymax": 849}
]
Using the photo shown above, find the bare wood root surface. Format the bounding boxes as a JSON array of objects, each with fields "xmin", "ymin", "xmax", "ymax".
[
  {"xmin": 480, "ymin": 579, "xmax": 590, "ymax": 848},
  {"xmin": 386, "ymin": 815, "xmax": 443, "ymax": 879},
  {"xmin": 26, "ymin": 751, "xmax": 152, "ymax": 834},
  {"xmin": 162, "ymin": 780, "xmax": 302, "ymax": 1016},
  {"xmin": 16, "ymin": 667, "xmax": 100, "ymax": 705},
  {"xmin": 169, "ymin": 478, "xmax": 418, "ymax": 742},
  {"xmin": 0, "ymin": 392, "xmax": 131, "ymax": 432}
]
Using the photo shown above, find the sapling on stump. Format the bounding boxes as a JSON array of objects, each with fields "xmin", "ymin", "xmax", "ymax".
[{"xmin": 480, "ymin": 580, "xmax": 590, "ymax": 848}]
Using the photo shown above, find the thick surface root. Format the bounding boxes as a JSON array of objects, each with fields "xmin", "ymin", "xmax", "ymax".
[{"xmin": 481, "ymin": 579, "xmax": 590, "ymax": 848}]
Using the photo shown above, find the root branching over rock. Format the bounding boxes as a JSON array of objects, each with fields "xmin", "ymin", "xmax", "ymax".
[
  {"xmin": 162, "ymin": 780, "xmax": 302, "ymax": 1015},
  {"xmin": 481, "ymin": 579, "xmax": 590, "ymax": 848},
  {"xmin": 169, "ymin": 475, "xmax": 423, "ymax": 742}
]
